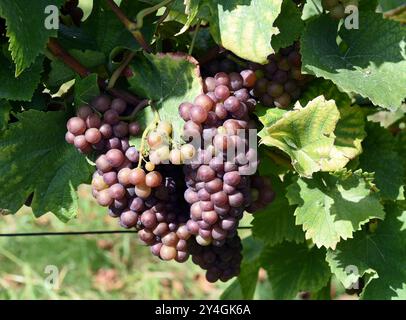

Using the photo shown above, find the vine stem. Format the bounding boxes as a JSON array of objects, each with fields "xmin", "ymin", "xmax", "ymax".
[
  {"xmin": 107, "ymin": 51, "xmax": 136, "ymax": 90},
  {"xmin": 105, "ymin": 0, "xmax": 160, "ymax": 53},
  {"xmin": 311, "ymin": 0, "xmax": 322, "ymax": 14},
  {"xmin": 48, "ymin": 39, "xmax": 90, "ymax": 77},
  {"xmin": 135, "ymin": 0, "xmax": 174, "ymax": 30},
  {"xmin": 119, "ymin": 99, "xmax": 150, "ymax": 121},
  {"xmin": 188, "ymin": 19, "xmax": 201, "ymax": 55},
  {"xmin": 47, "ymin": 38, "xmax": 142, "ymax": 106}
]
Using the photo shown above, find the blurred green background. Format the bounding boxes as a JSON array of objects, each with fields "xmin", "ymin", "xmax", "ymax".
[{"xmin": 0, "ymin": 185, "xmax": 233, "ymax": 299}]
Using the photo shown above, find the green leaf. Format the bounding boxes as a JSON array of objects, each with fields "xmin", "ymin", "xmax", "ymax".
[
  {"xmin": 299, "ymin": 79, "xmax": 352, "ymax": 108},
  {"xmin": 298, "ymin": 80, "xmax": 367, "ymax": 166},
  {"xmin": 286, "ymin": 170, "xmax": 386, "ymax": 249},
  {"xmin": 326, "ymin": 203, "xmax": 406, "ymax": 299},
  {"xmin": 221, "ymin": 236, "xmax": 264, "ymax": 300},
  {"xmin": 271, "ymin": 0, "xmax": 305, "ymax": 52},
  {"xmin": 74, "ymin": 74, "xmax": 100, "ymax": 107},
  {"xmin": 0, "ymin": 100, "xmax": 11, "ymax": 132},
  {"xmin": 82, "ymin": 0, "xmax": 156, "ymax": 57},
  {"xmin": 207, "ymin": 0, "xmax": 283, "ymax": 64},
  {"xmin": 331, "ymin": 105, "xmax": 366, "ymax": 163},
  {"xmin": 259, "ymin": 96, "xmax": 341, "ymax": 177},
  {"xmin": 128, "ymin": 52, "xmax": 202, "ymax": 146},
  {"xmin": 302, "ymin": 0, "xmax": 322, "ymax": 20},
  {"xmin": 0, "ymin": 110, "xmax": 93, "ymax": 221},
  {"xmin": 176, "ymin": 0, "xmax": 202, "ymax": 35},
  {"xmin": 0, "ymin": 0, "xmax": 64, "ymax": 75},
  {"xmin": 255, "ymin": 104, "xmax": 286, "ymax": 139},
  {"xmin": 359, "ymin": 123, "xmax": 405, "ymax": 201},
  {"xmin": 48, "ymin": 49, "xmax": 105, "ymax": 88},
  {"xmin": 261, "ymin": 242, "xmax": 331, "ymax": 299},
  {"xmin": 301, "ymin": 13, "xmax": 406, "ymax": 110},
  {"xmin": 252, "ymin": 174, "xmax": 305, "ymax": 246},
  {"xmin": 311, "ymin": 281, "xmax": 332, "ymax": 300},
  {"xmin": 0, "ymin": 54, "xmax": 43, "ymax": 101}
]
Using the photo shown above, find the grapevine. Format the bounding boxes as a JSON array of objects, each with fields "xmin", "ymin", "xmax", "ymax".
[{"xmin": 0, "ymin": 0, "xmax": 405, "ymax": 300}]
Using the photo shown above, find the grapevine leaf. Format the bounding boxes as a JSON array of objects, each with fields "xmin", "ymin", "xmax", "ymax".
[
  {"xmin": 0, "ymin": 54, "xmax": 43, "ymax": 101},
  {"xmin": 261, "ymin": 242, "xmax": 331, "ymax": 299},
  {"xmin": 255, "ymin": 104, "xmax": 286, "ymax": 139},
  {"xmin": 0, "ymin": 100, "xmax": 11, "ymax": 132},
  {"xmin": 259, "ymin": 96, "xmax": 342, "ymax": 177},
  {"xmin": 82, "ymin": 0, "xmax": 156, "ymax": 57},
  {"xmin": 359, "ymin": 123, "xmax": 405, "ymax": 201},
  {"xmin": 0, "ymin": 0, "xmax": 64, "ymax": 75},
  {"xmin": 395, "ymin": 130, "xmax": 406, "ymax": 172},
  {"xmin": 221, "ymin": 236, "xmax": 264, "ymax": 300},
  {"xmin": 176, "ymin": 0, "xmax": 201, "ymax": 35},
  {"xmin": 128, "ymin": 52, "xmax": 203, "ymax": 146},
  {"xmin": 48, "ymin": 49, "xmax": 105, "ymax": 88},
  {"xmin": 331, "ymin": 104, "xmax": 366, "ymax": 163},
  {"xmin": 301, "ymin": 13, "xmax": 406, "ymax": 110},
  {"xmin": 302, "ymin": 0, "xmax": 322, "ymax": 20},
  {"xmin": 286, "ymin": 170, "xmax": 385, "ymax": 249},
  {"xmin": 298, "ymin": 80, "xmax": 367, "ymax": 165},
  {"xmin": 252, "ymin": 174, "xmax": 305, "ymax": 246},
  {"xmin": 0, "ymin": 110, "xmax": 93, "ymax": 222},
  {"xmin": 326, "ymin": 203, "xmax": 406, "ymax": 300},
  {"xmin": 358, "ymin": 0, "xmax": 378, "ymax": 11},
  {"xmin": 311, "ymin": 282, "xmax": 332, "ymax": 300},
  {"xmin": 271, "ymin": 0, "xmax": 305, "ymax": 52},
  {"xmin": 74, "ymin": 74, "xmax": 100, "ymax": 107},
  {"xmin": 299, "ymin": 79, "xmax": 352, "ymax": 108},
  {"xmin": 207, "ymin": 0, "xmax": 283, "ymax": 64}
]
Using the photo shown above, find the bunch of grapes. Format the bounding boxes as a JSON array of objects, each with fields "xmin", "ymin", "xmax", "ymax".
[
  {"xmin": 321, "ymin": 0, "xmax": 351, "ymax": 19},
  {"xmin": 65, "ymin": 67, "xmax": 276, "ymax": 282},
  {"xmin": 65, "ymin": 95, "xmax": 140, "ymax": 154},
  {"xmin": 252, "ymin": 43, "xmax": 310, "ymax": 109},
  {"xmin": 61, "ymin": 0, "xmax": 84, "ymax": 26},
  {"xmin": 177, "ymin": 70, "xmax": 265, "ymax": 249},
  {"xmin": 246, "ymin": 176, "xmax": 276, "ymax": 213},
  {"xmin": 188, "ymin": 235, "xmax": 243, "ymax": 283}
]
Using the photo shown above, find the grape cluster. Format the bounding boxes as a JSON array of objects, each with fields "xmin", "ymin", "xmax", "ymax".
[
  {"xmin": 246, "ymin": 176, "xmax": 276, "ymax": 213},
  {"xmin": 61, "ymin": 0, "xmax": 84, "ymax": 26},
  {"xmin": 177, "ymin": 70, "xmax": 262, "ymax": 248},
  {"xmin": 188, "ymin": 235, "xmax": 243, "ymax": 283},
  {"xmin": 252, "ymin": 43, "xmax": 310, "ymax": 109},
  {"xmin": 65, "ymin": 95, "xmax": 140, "ymax": 154},
  {"xmin": 321, "ymin": 0, "xmax": 348, "ymax": 19},
  {"xmin": 65, "ymin": 68, "xmax": 276, "ymax": 282}
]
